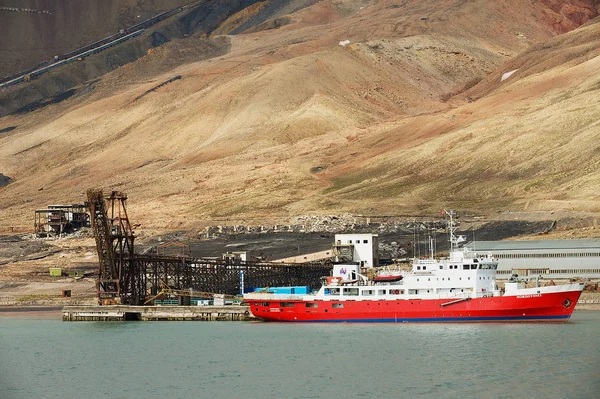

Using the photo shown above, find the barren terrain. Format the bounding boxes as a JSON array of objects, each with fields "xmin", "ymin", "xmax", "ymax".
[
  {"xmin": 1, "ymin": 0, "xmax": 600, "ymax": 304},
  {"xmin": 1, "ymin": 0, "xmax": 600, "ymax": 234}
]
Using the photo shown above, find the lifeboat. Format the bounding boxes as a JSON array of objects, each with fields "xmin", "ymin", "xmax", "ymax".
[
  {"xmin": 326, "ymin": 276, "xmax": 342, "ymax": 285},
  {"xmin": 373, "ymin": 274, "xmax": 403, "ymax": 283}
]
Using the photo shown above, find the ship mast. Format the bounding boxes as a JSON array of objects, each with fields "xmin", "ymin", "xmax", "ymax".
[{"xmin": 442, "ymin": 209, "xmax": 465, "ymax": 254}]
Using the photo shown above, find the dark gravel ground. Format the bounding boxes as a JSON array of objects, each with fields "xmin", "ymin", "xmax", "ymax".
[{"xmin": 136, "ymin": 220, "xmax": 555, "ymax": 261}]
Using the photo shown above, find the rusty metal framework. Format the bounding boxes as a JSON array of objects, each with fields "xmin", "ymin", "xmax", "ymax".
[
  {"xmin": 87, "ymin": 189, "xmax": 332, "ymax": 305},
  {"xmin": 87, "ymin": 190, "xmax": 136, "ymax": 304}
]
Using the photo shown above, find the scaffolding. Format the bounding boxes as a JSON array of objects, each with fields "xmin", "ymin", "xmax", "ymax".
[{"xmin": 87, "ymin": 189, "xmax": 333, "ymax": 305}]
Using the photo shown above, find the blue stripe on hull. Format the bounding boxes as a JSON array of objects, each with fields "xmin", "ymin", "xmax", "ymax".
[{"xmin": 275, "ymin": 315, "xmax": 572, "ymax": 323}]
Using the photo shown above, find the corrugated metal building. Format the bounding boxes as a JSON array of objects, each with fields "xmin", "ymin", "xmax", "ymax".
[{"xmin": 465, "ymin": 239, "xmax": 600, "ymax": 279}]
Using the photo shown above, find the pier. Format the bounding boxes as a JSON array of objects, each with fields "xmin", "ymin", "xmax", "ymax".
[{"xmin": 62, "ymin": 305, "xmax": 254, "ymax": 321}]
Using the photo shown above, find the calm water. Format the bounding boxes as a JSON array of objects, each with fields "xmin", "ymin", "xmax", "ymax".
[{"xmin": 1, "ymin": 312, "xmax": 599, "ymax": 399}]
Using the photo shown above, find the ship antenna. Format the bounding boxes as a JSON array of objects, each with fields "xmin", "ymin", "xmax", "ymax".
[
  {"xmin": 443, "ymin": 209, "xmax": 466, "ymax": 254},
  {"xmin": 442, "ymin": 209, "xmax": 457, "ymax": 253}
]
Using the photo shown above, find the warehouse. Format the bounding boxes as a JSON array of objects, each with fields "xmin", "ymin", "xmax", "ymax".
[{"xmin": 465, "ymin": 239, "xmax": 600, "ymax": 280}]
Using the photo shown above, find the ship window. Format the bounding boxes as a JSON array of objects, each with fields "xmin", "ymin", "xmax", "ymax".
[
  {"xmin": 468, "ymin": 277, "xmax": 471, "ymax": 280},
  {"xmin": 471, "ymin": 265, "xmax": 477, "ymax": 269},
  {"xmin": 423, "ymin": 266, "xmax": 427, "ymax": 270},
  {"xmin": 305, "ymin": 302, "xmax": 318, "ymax": 308},
  {"xmin": 390, "ymin": 290, "xmax": 401, "ymax": 295},
  {"xmin": 428, "ymin": 278, "xmax": 430, "ymax": 281},
  {"xmin": 281, "ymin": 302, "xmax": 296, "ymax": 307},
  {"xmin": 327, "ymin": 289, "xmax": 340, "ymax": 296},
  {"xmin": 332, "ymin": 303, "xmax": 344, "ymax": 308},
  {"xmin": 261, "ymin": 302, "xmax": 269, "ymax": 306},
  {"xmin": 463, "ymin": 265, "xmax": 470, "ymax": 270},
  {"xmin": 439, "ymin": 265, "xmax": 443, "ymax": 269},
  {"xmin": 378, "ymin": 290, "xmax": 387, "ymax": 295},
  {"xmin": 417, "ymin": 266, "xmax": 421, "ymax": 270},
  {"xmin": 362, "ymin": 290, "xmax": 375, "ymax": 296},
  {"xmin": 417, "ymin": 278, "xmax": 419, "ymax": 281},
  {"xmin": 343, "ymin": 288, "xmax": 359, "ymax": 296},
  {"xmin": 363, "ymin": 240, "xmax": 368, "ymax": 244}
]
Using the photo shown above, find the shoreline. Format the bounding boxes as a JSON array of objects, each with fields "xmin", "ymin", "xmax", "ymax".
[{"xmin": 0, "ymin": 306, "xmax": 62, "ymax": 318}]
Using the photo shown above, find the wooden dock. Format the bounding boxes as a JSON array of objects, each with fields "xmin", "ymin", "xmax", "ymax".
[{"xmin": 62, "ymin": 305, "xmax": 255, "ymax": 321}]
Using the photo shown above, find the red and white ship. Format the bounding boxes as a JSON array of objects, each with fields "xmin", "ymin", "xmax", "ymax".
[{"xmin": 244, "ymin": 211, "xmax": 584, "ymax": 322}]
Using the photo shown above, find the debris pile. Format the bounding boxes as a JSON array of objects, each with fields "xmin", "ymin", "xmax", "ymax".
[{"xmin": 201, "ymin": 215, "xmax": 446, "ymax": 239}]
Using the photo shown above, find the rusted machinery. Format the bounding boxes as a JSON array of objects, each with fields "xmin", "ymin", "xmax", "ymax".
[{"xmin": 86, "ymin": 189, "xmax": 332, "ymax": 305}]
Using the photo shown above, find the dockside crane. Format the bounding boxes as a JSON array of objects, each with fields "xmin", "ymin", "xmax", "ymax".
[{"xmin": 86, "ymin": 189, "xmax": 136, "ymax": 305}]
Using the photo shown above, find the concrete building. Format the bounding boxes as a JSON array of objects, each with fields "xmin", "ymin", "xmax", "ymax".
[
  {"xmin": 34, "ymin": 204, "xmax": 89, "ymax": 236},
  {"xmin": 465, "ymin": 239, "xmax": 600, "ymax": 280},
  {"xmin": 333, "ymin": 233, "xmax": 378, "ymax": 268}
]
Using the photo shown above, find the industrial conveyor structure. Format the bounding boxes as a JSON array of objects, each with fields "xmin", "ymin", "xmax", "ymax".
[{"xmin": 86, "ymin": 189, "xmax": 332, "ymax": 305}]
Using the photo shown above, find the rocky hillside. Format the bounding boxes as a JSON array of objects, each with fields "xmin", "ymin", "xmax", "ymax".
[
  {"xmin": 0, "ymin": 0, "xmax": 600, "ymax": 232},
  {"xmin": 0, "ymin": 0, "xmax": 195, "ymax": 77}
]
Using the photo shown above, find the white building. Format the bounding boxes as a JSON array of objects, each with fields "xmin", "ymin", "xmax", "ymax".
[
  {"xmin": 465, "ymin": 239, "xmax": 600, "ymax": 280},
  {"xmin": 333, "ymin": 233, "xmax": 378, "ymax": 268}
]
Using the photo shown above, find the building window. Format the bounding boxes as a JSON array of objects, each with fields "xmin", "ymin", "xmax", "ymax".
[{"xmin": 363, "ymin": 240, "xmax": 368, "ymax": 244}]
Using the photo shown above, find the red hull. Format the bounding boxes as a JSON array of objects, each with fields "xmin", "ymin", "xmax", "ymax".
[{"xmin": 246, "ymin": 290, "xmax": 582, "ymax": 322}]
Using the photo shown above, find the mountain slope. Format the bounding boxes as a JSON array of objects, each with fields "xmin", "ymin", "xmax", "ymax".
[{"xmin": 0, "ymin": 0, "xmax": 599, "ymax": 231}]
